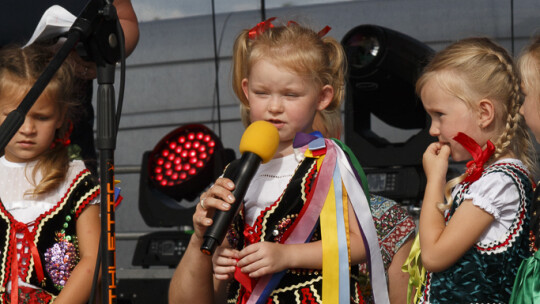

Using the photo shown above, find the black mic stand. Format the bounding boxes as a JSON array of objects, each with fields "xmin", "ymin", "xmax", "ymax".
[
  {"xmin": 0, "ymin": 1, "xmax": 121, "ymax": 303},
  {"xmin": 73, "ymin": 1, "xmax": 122, "ymax": 303}
]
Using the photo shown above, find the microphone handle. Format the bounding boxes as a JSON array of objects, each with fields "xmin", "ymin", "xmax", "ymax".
[{"xmin": 200, "ymin": 152, "xmax": 262, "ymax": 255}]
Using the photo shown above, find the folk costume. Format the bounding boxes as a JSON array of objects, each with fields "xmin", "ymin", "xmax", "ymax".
[
  {"xmin": 358, "ymin": 195, "xmax": 416, "ymax": 304},
  {"xmin": 405, "ymin": 134, "xmax": 533, "ymax": 304},
  {"xmin": 225, "ymin": 132, "xmax": 389, "ymax": 304},
  {"xmin": 0, "ymin": 157, "xmax": 99, "ymax": 303}
]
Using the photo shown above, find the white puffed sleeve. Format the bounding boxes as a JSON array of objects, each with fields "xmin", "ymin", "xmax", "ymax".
[
  {"xmin": 463, "ymin": 172, "xmax": 518, "ymax": 220},
  {"xmin": 460, "ymin": 171, "xmax": 520, "ymax": 243}
]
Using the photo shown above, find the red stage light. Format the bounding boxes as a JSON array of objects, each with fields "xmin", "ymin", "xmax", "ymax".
[{"xmin": 147, "ymin": 124, "xmax": 221, "ymax": 197}]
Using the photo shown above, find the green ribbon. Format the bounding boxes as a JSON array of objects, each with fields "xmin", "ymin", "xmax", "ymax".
[
  {"xmin": 510, "ymin": 250, "xmax": 540, "ymax": 304},
  {"xmin": 332, "ymin": 138, "xmax": 370, "ymax": 197}
]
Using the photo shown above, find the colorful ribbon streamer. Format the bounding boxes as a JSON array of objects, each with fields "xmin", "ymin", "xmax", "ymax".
[{"xmin": 402, "ymin": 234, "xmax": 425, "ymax": 304}]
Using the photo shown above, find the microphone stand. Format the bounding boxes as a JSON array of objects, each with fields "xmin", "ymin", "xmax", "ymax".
[{"xmin": 0, "ymin": 1, "xmax": 121, "ymax": 303}]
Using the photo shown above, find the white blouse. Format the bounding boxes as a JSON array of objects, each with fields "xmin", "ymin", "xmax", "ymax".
[
  {"xmin": 243, "ymin": 151, "xmax": 304, "ymax": 226},
  {"xmin": 0, "ymin": 156, "xmax": 99, "ymax": 224},
  {"xmin": 450, "ymin": 158, "xmax": 528, "ymax": 244}
]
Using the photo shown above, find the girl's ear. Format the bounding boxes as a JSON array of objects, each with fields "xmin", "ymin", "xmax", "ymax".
[
  {"xmin": 478, "ymin": 98, "xmax": 495, "ymax": 128},
  {"xmin": 55, "ymin": 106, "xmax": 67, "ymax": 129},
  {"xmin": 317, "ymin": 85, "xmax": 334, "ymax": 111},
  {"xmin": 241, "ymin": 78, "xmax": 249, "ymax": 101}
]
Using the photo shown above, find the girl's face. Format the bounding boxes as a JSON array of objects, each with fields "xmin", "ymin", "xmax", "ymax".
[
  {"xmin": 519, "ymin": 84, "xmax": 540, "ymax": 143},
  {"xmin": 421, "ymin": 79, "xmax": 488, "ymax": 162},
  {"xmin": 1, "ymin": 94, "xmax": 63, "ymax": 163},
  {"xmin": 242, "ymin": 59, "xmax": 332, "ymax": 157}
]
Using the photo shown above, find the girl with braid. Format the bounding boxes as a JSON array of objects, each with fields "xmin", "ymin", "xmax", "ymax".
[
  {"xmin": 510, "ymin": 34, "xmax": 540, "ymax": 303},
  {"xmin": 406, "ymin": 37, "xmax": 536, "ymax": 303},
  {"xmin": 0, "ymin": 44, "xmax": 100, "ymax": 303}
]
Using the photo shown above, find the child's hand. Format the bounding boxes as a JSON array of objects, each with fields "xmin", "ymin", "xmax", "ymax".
[
  {"xmin": 192, "ymin": 177, "xmax": 236, "ymax": 240},
  {"xmin": 423, "ymin": 142, "xmax": 451, "ymax": 184},
  {"xmin": 212, "ymin": 246, "xmax": 239, "ymax": 281},
  {"xmin": 237, "ymin": 242, "xmax": 288, "ymax": 278}
]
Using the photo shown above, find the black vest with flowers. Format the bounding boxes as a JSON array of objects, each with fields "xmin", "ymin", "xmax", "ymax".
[
  {"xmin": 420, "ymin": 162, "xmax": 533, "ymax": 304},
  {"xmin": 0, "ymin": 169, "xmax": 99, "ymax": 302}
]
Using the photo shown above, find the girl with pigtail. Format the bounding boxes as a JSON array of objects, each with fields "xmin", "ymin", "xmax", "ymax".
[
  {"xmin": 170, "ymin": 18, "xmax": 392, "ymax": 304},
  {"xmin": 403, "ymin": 37, "xmax": 536, "ymax": 304},
  {"xmin": 0, "ymin": 44, "xmax": 100, "ymax": 303}
]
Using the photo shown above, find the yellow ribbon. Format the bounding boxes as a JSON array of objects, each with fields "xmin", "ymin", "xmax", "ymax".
[
  {"xmin": 321, "ymin": 171, "xmax": 339, "ymax": 302},
  {"xmin": 343, "ymin": 184, "xmax": 351, "ymax": 266},
  {"xmin": 401, "ymin": 234, "xmax": 426, "ymax": 304}
]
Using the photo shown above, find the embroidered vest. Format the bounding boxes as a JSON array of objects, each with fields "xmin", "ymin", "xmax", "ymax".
[
  {"xmin": 226, "ymin": 157, "xmax": 365, "ymax": 304},
  {"xmin": 420, "ymin": 162, "xmax": 533, "ymax": 304},
  {"xmin": 0, "ymin": 170, "xmax": 99, "ymax": 302}
]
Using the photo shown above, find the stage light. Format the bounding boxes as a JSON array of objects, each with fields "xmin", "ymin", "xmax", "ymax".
[
  {"xmin": 138, "ymin": 124, "xmax": 235, "ymax": 228},
  {"xmin": 341, "ymin": 24, "xmax": 435, "ymax": 203}
]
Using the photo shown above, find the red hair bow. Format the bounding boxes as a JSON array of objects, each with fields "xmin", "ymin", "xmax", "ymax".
[
  {"xmin": 248, "ymin": 17, "xmax": 276, "ymax": 40},
  {"xmin": 453, "ymin": 132, "xmax": 495, "ymax": 183}
]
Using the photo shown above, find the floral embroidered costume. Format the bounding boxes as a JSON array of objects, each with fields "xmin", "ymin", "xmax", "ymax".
[
  {"xmin": 0, "ymin": 158, "xmax": 99, "ymax": 303},
  {"xmin": 225, "ymin": 133, "xmax": 389, "ymax": 304},
  {"xmin": 418, "ymin": 160, "xmax": 533, "ymax": 304},
  {"xmin": 358, "ymin": 195, "xmax": 416, "ymax": 304}
]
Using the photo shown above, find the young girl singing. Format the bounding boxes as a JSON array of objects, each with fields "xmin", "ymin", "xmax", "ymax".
[
  {"xmin": 169, "ymin": 18, "xmax": 389, "ymax": 304},
  {"xmin": 407, "ymin": 37, "xmax": 536, "ymax": 303},
  {"xmin": 510, "ymin": 34, "xmax": 540, "ymax": 303},
  {"xmin": 0, "ymin": 44, "xmax": 100, "ymax": 303}
]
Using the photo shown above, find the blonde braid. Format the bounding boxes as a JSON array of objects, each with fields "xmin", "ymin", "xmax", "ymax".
[
  {"xmin": 489, "ymin": 49, "xmax": 537, "ymax": 172},
  {"xmin": 489, "ymin": 50, "xmax": 521, "ymax": 160}
]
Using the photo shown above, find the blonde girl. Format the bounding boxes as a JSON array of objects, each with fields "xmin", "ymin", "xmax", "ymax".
[
  {"xmin": 170, "ymin": 18, "xmax": 389, "ymax": 304},
  {"xmin": 410, "ymin": 37, "xmax": 536, "ymax": 303},
  {"xmin": 0, "ymin": 44, "xmax": 100, "ymax": 304}
]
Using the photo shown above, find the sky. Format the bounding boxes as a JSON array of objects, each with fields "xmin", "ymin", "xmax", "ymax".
[{"xmin": 131, "ymin": 0, "xmax": 354, "ymax": 22}]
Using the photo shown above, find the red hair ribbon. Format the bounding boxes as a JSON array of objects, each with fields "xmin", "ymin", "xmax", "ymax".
[
  {"xmin": 50, "ymin": 120, "xmax": 73, "ymax": 149},
  {"xmin": 453, "ymin": 132, "xmax": 495, "ymax": 183},
  {"xmin": 287, "ymin": 20, "xmax": 298, "ymax": 27},
  {"xmin": 317, "ymin": 25, "xmax": 331, "ymax": 37},
  {"xmin": 248, "ymin": 17, "xmax": 276, "ymax": 40}
]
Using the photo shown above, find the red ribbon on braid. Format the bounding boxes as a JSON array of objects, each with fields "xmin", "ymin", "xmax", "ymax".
[
  {"xmin": 10, "ymin": 221, "xmax": 45, "ymax": 304},
  {"xmin": 453, "ymin": 132, "xmax": 495, "ymax": 183}
]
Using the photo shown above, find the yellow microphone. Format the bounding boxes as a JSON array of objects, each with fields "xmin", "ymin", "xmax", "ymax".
[{"xmin": 201, "ymin": 121, "xmax": 279, "ymax": 255}]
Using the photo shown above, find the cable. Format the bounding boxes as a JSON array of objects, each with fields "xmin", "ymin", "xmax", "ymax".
[
  {"xmin": 261, "ymin": 0, "xmax": 266, "ymax": 21},
  {"xmin": 211, "ymin": 0, "xmax": 223, "ymax": 139},
  {"xmin": 510, "ymin": 0, "xmax": 515, "ymax": 55}
]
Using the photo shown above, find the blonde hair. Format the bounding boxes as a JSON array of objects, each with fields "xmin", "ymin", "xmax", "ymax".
[
  {"xmin": 232, "ymin": 19, "xmax": 346, "ymax": 139},
  {"xmin": 0, "ymin": 44, "xmax": 78, "ymax": 197},
  {"xmin": 518, "ymin": 35, "xmax": 540, "ymax": 119},
  {"xmin": 416, "ymin": 37, "xmax": 536, "ymax": 210}
]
